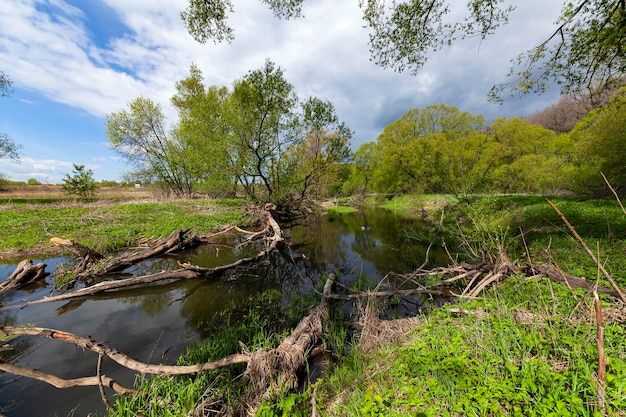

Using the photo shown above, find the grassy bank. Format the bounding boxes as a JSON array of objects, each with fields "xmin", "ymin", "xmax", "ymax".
[{"xmin": 0, "ymin": 195, "xmax": 245, "ymax": 259}]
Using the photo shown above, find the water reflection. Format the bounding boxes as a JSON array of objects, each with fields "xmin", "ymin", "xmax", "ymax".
[{"xmin": 0, "ymin": 208, "xmax": 445, "ymax": 416}]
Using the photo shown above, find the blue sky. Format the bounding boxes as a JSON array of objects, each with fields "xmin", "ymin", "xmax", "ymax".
[{"xmin": 0, "ymin": 0, "xmax": 564, "ymax": 183}]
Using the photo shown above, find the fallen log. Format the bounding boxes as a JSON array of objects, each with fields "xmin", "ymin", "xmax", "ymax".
[
  {"xmin": 0, "ymin": 326, "xmax": 250, "ymax": 375},
  {"xmin": 0, "ymin": 259, "xmax": 48, "ymax": 295},
  {"xmin": 526, "ymin": 263, "xmax": 619, "ymax": 297},
  {"xmin": 0, "ymin": 361, "xmax": 135, "ymax": 396},
  {"xmin": 3, "ymin": 273, "xmax": 337, "ymax": 416},
  {"xmin": 20, "ymin": 206, "xmax": 284, "ymax": 307},
  {"xmin": 52, "ymin": 228, "xmax": 203, "ymax": 279},
  {"xmin": 243, "ymin": 274, "xmax": 335, "ymax": 415}
]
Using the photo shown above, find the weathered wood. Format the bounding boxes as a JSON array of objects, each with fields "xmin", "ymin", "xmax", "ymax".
[
  {"xmin": 0, "ymin": 361, "xmax": 135, "ymax": 396},
  {"xmin": 526, "ymin": 264, "xmax": 618, "ymax": 297},
  {"xmin": 20, "ymin": 207, "xmax": 284, "ymax": 307},
  {"xmin": 0, "ymin": 259, "xmax": 48, "ymax": 295},
  {"xmin": 0, "ymin": 326, "xmax": 250, "ymax": 375},
  {"xmin": 244, "ymin": 274, "xmax": 335, "ymax": 415}
]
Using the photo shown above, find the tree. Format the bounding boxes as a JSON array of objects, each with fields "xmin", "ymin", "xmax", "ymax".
[
  {"xmin": 373, "ymin": 104, "xmax": 486, "ymax": 194},
  {"xmin": 171, "ymin": 65, "xmax": 235, "ymax": 196},
  {"xmin": 484, "ymin": 117, "xmax": 570, "ymax": 193},
  {"xmin": 182, "ymin": 1, "xmax": 626, "ymax": 99},
  {"xmin": 0, "ymin": 71, "xmax": 21, "ymax": 161},
  {"xmin": 62, "ymin": 164, "xmax": 98, "ymax": 198},
  {"xmin": 568, "ymin": 86, "xmax": 626, "ymax": 195},
  {"xmin": 229, "ymin": 59, "xmax": 299, "ymax": 203},
  {"xmin": 106, "ymin": 97, "xmax": 195, "ymax": 198},
  {"xmin": 281, "ymin": 97, "xmax": 353, "ymax": 204}
]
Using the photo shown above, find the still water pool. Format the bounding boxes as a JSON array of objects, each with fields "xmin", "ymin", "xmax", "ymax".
[{"xmin": 0, "ymin": 208, "xmax": 447, "ymax": 416}]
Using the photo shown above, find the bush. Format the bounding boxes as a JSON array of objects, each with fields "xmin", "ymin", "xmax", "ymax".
[{"xmin": 62, "ymin": 164, "xmax": 98, "ymax": 198}]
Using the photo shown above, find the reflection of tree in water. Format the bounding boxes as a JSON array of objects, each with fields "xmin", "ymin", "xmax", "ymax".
[
  {"xmin": 0, "ymin": 303, "xmax": 34, "ymax": 364},
  {"xmin": 115, "ymin": 287, "xmax": 175, "ymax": 317}
]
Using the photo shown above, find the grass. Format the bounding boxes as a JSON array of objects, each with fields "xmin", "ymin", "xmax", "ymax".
[
  {"xmin": 0, "ymin": 184, "xmax": 153, "ymax": 201},
  {"xmin": 4, "ymin": 189, "xmax": 626, "ymax": 415},
  {"xmin": 281, "ymin": 276, "xmax": 626, "ymax": 416},
  {"xmin": 0, "ymin": 197, "xmax": 246, "ymax": 258},
  {"xmin": 327, "ymin": 205, "xmax": 358, "ymax": 214}
]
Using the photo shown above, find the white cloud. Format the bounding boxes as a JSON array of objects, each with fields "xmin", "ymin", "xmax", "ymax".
[
  {"xmin": 0, "ymin": 157, "xmax": 73, "ymax": 182},
  {"xmin": 0, "ymin": 0, "xmax": 566, "ymax": 153}
]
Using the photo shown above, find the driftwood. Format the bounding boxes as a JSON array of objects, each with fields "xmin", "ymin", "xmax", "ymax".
[
  {"xmin": 18, "ymin": 205, "xmax": 284, "ymax": 307},
  {"xmin": 0, "ymin": 361, "xmax": 136, "ymax": 396},
  {"xmin": 0, "ymin": 259, "xmax": 48, "ymax": 295},
  {"xmin": 2, "ymin": 273, "xmax": 336, "ymax": 415},
  {"xmin": 0, "ymin": 326, "xmax": 250, "ymax": 375},
  {"xmin": 52, "ymin": 228, "xmax": 203, "ymax": 278}
]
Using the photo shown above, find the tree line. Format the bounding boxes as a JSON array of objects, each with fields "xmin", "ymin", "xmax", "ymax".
[
  {"xmin": 342, "ymin": 86, "xmax": 626, "ymax": 197},
  {"xmin": 107, "ymin": 58, "xmax": 625, "ymax": 201}
]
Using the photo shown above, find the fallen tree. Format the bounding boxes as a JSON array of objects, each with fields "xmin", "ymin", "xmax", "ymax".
[
  {"xmin": 10, "ymin": 204, "xmax": 283, "ymax": 307},
  {"xmin": 1, "ymin": 273, "xmax": 336, "ymax": 415}
]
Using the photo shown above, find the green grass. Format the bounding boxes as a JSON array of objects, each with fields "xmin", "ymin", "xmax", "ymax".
[
  {"xmin": 312, "ymin": 275, "xmax": 626, "ymax": 416},
  {"xmin": 0, "ymin": 199, "xmax": 246, "ymax": 256},
  {"xmin": 328, "ymin": 205, "xmax": 358, "ymax": 214}
]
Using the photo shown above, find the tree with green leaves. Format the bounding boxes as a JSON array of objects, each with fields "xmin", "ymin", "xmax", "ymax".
[
  {"xmin": 0, "ymin": 71, "xmax": 21, "ymax": 161},
  {"xmin": 62, "ymin": 164, "xmax": 98, "ymax": 198},
  {"xmin": 484, "ymin": 117, "xmax": 569, "ymax": 193},
  {"xmin": 182, "ymin": 0, "xmax": 626, "ymax": 99},
  {"xmin": 568, "ymin": 86, "xmax": 626, "ymax": 195},
  {"xmin": 373, "ymin": 104, "xmax": 486, "ymax": 194},
  {"xmin": 106, "ymin": 97, "xmax": 195, "ymax": 197},
  {"xmin": 229, "ymin": 59, "xmax": 299, "ymax": 202},
  {"xmin": 281, "ymin": 97, "xmax": 353, "ymax": 203},
  {"xmin": 171, "ymin": 64, "xmax": 235, "ymax": 196}
]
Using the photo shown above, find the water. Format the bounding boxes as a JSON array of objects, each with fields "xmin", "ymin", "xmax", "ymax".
[{"xmin": 0, "ymin": 208, "xmax": 446, "ymax": 416}]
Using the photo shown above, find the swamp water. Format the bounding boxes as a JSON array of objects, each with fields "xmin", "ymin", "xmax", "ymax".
[{"xmin": 0, "ymin": 208, "xmax": 448, "ymax": 416}]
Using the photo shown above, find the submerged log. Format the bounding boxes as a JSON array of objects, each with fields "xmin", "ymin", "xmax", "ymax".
[{"xmin": 0, "ymin": 259, "xmax": 48, "ymax": 295}]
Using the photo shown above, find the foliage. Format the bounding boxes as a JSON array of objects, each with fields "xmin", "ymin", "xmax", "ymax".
[
  {"xmin": 171, "ymin": 64, "xmax": 236, "ymax": 197},
  {"xmin": 181, "ymin": 1, "xmax": 626, "ymax": 99},
  {"xmin": 26, "ymin": 178, "xmax": 40, "ymax": 185},
  {"xmin": 0, "ymin": 71, "xmax": 20, "ymax": 161},
  {"xmin": 0, "ymin": 70, "xmax": 12, "ymax": 97},
  {"xmin": 111, "ymin": 61, "xmax": 352, "ymax": 204},
  {"xmin": 351, "ymin": 105, "xmax": 574, "ymax": 196},
  {"xmin": 568, "ymin": 86, "xmax": 626, "ymax": 195},
  {"xmin": 106, "ymin": 97, "xmax": 195, "ymax": 198},
  {"xmin": 491, "ymin": 0, "xmax": 626, "ymax": 101},
  {"xmin": 61, "ymin": 163, "xmax": 98, "ymax": 199},
  {"xmin": 313, "ymin": 274, "xmax": 626, "ymax": 416}
]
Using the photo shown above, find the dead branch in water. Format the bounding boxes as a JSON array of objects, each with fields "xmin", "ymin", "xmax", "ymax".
[
  {"xmin": 0, "ymin": 259, "xmax": 48, "ymax": 295},
  {"xmin": 0, "ymin": 361, "xmax": 136, "ymax": 396},
  {"xmin": 0, "ymin": 326, "xmax": 250, "ymax": 375},
  {"xmin": 17, "ymin": 205, "xmax": 284, "ymax": 307},
  {"xmin": 3, "ymin": 272, "xmax": 337, "ymax": 416}
]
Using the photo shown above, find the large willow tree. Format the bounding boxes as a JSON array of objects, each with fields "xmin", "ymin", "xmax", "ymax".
[{"xmin": 182, "ymin": 0, "xmax": 626, "ymax": 100}]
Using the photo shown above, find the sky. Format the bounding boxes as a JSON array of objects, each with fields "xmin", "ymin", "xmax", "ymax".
[{"xmin": 0, "ymin": 0, "xmax": 565, "ymax": 183}]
